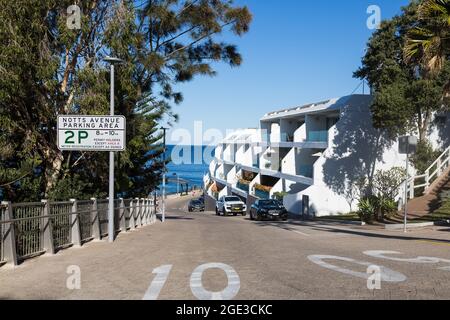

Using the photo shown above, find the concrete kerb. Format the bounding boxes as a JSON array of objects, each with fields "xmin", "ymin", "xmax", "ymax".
[{"xmin": 385, "ymin": 221, "xmax": 447, "ymax": 230}]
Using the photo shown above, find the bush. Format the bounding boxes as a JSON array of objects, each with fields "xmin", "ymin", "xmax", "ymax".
[
  {"xmin": 273, "ymin": 192, "xmax": 288, "ymax": 201},
  {"xmin": 358, "ymin": 198, "xmax": 375, "ymax": 223},
  {"xmin": 373, "ymin": 167, "xmax": 406, "ymax": 200},
  {"xmin": 358, "ymin": 195, "xmax": 398, "ymax": 223}
]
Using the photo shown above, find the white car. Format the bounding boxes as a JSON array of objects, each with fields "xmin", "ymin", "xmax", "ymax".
[{"xmin": 216, "ymin": 196, "xmax": 247, "ymax": 216}]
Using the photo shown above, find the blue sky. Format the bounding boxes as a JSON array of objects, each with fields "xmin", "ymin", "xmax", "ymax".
[{"xmin": 166, "ymin": 0, "xmax": 410, "ymax": 145}]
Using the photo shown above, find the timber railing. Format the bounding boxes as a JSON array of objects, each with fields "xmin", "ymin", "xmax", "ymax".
[{"xmin": 0, "ymin": 198, "xmax": 157, "ymax": 267}]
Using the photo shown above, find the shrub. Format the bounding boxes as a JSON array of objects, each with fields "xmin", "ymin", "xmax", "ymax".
[
  {"xmin": 358, "ymin": 198, "xmax": 375, "ymax": 223},
  {"xmin": 273, "ymin": 191, "xmax": 288, "ymax": 201},
  {"xmin": 373, "ymin": 167, "xmax": 406, "ymax": 200},
  {"xmin": 358, "ymin": 195, "xmax": 398, "ymax": 223},
  {"xmin": 378, "ymin": 197, "xmax": 398, "ymax": 219}
]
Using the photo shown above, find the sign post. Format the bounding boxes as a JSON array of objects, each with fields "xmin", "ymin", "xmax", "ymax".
[
  {"xmin": 398, "ymin": 136, "xmax": 418, "ymax": 233},
  {"xmin": 57, "ymin": 114, "xmax": 126, "ymax": 243}
]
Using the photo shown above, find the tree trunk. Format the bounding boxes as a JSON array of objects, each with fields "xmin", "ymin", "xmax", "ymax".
[{"xmin": 43, "ymin": 150, "xmax": 64, "ymax": 198}]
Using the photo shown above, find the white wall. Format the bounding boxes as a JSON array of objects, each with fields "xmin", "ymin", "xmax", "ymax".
[
  {"xmin": 227, "ymin": 166, "xmax": 238, "ymax": 186},
  {"xmin": 270, "ymin": 122, "xmax": 281, "ymax": 143},
  {"xmin": 281, "ymin": 147, "xmax": 296, "ymax": 175},
  {"xmin": 294, "ymin": 123, "xmax": 306, "ymax": 143},
  {"xmin": 270, "ymin": 179, "xmax": 285, "ymax": 198}
]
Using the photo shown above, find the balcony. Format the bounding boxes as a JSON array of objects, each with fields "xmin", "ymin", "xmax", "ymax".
[
  {"xmin": 299, "ymin": 165, "xmax": 313, "ymax": 178},
  {"xmin": 236, "ymin": 182, "xmax": 250, "ymax": 193},
  {"xmin": 255, "ymin": 189, "xmax": 270, "ymax": 199},
  {"xmin": 307, "ymin": 130, "xmax": 328, "ymax": 142}
]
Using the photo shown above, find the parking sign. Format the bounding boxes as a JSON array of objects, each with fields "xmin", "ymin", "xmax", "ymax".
[{"xmin": 57, "ymin": 116, "xmax": 126, "ymax": 151}]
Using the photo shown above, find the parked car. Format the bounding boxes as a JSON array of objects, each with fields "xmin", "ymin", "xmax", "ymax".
[
  {"xmin": 250, "ymin": 200, "xmax": 288, "ymax": 221},
  {"xmin": 216, "ymin": 196, "xmax": 247, "ymax": 216},
  {"xmin": 188, "ymin": 199, "xmax": 205, "ymax": 212}
]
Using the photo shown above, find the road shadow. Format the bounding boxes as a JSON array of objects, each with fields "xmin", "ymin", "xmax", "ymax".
[
  {"xmin": 248, "ymin": 216, "xmax": 450, "ymax": 244},
  {"xmin": 155, "ymin": 214, "xmax": 195, "ymax": 221},
  {"xmin": 306, "ymin": 224, "xmax": 450, "ymax": 245},
  {"xmin": 164, "ymin": 216, "xmax": 195, "ymax": 221}
]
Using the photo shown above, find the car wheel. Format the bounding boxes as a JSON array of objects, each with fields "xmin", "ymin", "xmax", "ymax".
[
  {"xmin": 242, "ymin": 212, "xmax": 247, "ymax": 217},
  {"xmin": 250, "ymin": 210, "xmax": 254, "ymax": 220},
  {"xmin": 215, "ymin": 208, "xmax": 219, "ymax": 216}
]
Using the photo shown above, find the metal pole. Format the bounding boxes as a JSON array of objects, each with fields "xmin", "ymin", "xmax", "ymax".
[
  {"xmin": 162, "ymin": 127, "xmax": 167, "ymax": 223},
  {"xmin": 108, "ymin": 64, "xmax": 115, "ymax": 242},
  {"xmin": 404, "ymin": 153, "xmax": 409, "ymax": 233}
]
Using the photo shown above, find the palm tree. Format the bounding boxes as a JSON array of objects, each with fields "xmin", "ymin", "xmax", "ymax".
[{"xmin": 404, "ymin": 0, "xmax": 450, "ymax": 75}]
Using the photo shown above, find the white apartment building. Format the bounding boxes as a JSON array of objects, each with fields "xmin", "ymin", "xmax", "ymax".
[{"xmin": 204, "ymin": 94, "xmax": 450, "ymax": 217}]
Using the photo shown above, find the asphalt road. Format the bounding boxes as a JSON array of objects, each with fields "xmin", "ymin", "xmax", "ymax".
[{"xmin": 1, "ymin": 194, "xmax": 450, "ymax": 300}]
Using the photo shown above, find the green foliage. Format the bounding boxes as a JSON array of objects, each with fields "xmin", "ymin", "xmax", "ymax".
[
  {"xmin": 0, "ymin": 0, "xmax": 252, "ymax": 202},
  {"xmin": 47, "ymin": 175, "xmax": 103, "ymax": 202},
  {"xmin": 358, "ymin": 195, "xmax": 398, "ymax": 223},
  {"xmin": 378, "ymin": 197, "xmax": 398, "ymax": 219},
  {"xmin": 410, "ymin": 140, "xmax": 442, "ymax": 174},
  {"xmin": 405, "ymin": 0, "xmax": 450, "ymax": 75},
  {"xmin": 272, "ymin": 192, "xmax": 288, "ymax": 201},
  {"xmin": 354, "ymin": 1, "xmax": 450, "ymax": 142},
  {"xmin": 357, "ymin": 198, "xmax": 376, "ymax": 223},
  {"xmin": 373, "ymin": 167, "xmax": 407, "ymax": 199},
  {"xmin": 355, "ymin": 167, "xmax": 405, "ymax": 222}
]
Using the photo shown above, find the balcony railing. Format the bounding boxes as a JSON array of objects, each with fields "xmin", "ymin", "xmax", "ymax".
[
  {"xmin": 255, "ymin": 189, "xmax": 271, "ymax": 199},
  {"xmin": 307, "ymin": 130, "xmax": 328, "ymax": 142},
  {"xmin": 236, "ymin": 182, "xmax": 250, "ymax": 193},
  {"xmin": 299, "ymin": 165, "xmax": 314, "ymax": 178}
]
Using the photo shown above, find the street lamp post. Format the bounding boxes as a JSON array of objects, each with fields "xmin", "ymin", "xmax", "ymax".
[
  {"xmin": 173, "ymin": 173, "xmax": 179, "ymax": 195},
  {"xmin": 104, "ymin": 56, "xmax": 124, "ymax": 243},
  {"xmin": 161, "ymin": 127, "xmax": 169, "ymax": 223}
]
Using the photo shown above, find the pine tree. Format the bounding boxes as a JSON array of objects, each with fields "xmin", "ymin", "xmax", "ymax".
[{"xmin": 0, "ymin": 0, "xmax": 252, "ymax": 201}]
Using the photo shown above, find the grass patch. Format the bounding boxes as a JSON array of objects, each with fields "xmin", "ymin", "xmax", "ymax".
[
  {"xmin": 316, "ymin": 213, "xmax": 361, "ymax": 222},
  {"xmin": 417, "ymin": 198, "xmax": 450, "ymax": 222}
]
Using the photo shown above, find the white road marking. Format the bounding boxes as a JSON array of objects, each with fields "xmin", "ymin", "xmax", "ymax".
[
  {"xmin": 143, "ymin": 265, "xmax": 173, "ymax": 300},
  {"xmin": 190, "ymin": 263, "xmax": 240, "ymax": 300},
  {"xmin": 308, "ymin": 255, "xmax": 407, "ymax": 282},
  {"xmin": 292, "ymin": 230, "xmax": 310, "ymax": 237},
  {"xmin": 363, "ymin": 250, "xmax": 450, "ymax": 271}
]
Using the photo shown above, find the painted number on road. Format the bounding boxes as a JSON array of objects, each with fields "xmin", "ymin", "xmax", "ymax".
[
  {"xmin": 143, "ymin": 265, "xmax": 173, "ymax": 300},
  {"xmin": 307, "ymin": 255, "xmax": 407, "ymax": 282},
  {"xmin": 143, "ymin": 263, "xmax": 240, "ymax": 300},
  {"xmin": 190, "ymin": 263, "xmax": 240, "ymax": 300},
  {"xmin": 364, "ymin": 250, "xmax": 450, "ymax": 271}
]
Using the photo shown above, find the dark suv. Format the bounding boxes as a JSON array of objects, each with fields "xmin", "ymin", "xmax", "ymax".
[
  {"xmin": 188, "ymin": 199, "xmax": 205, "ymax": 212},
  {"xmin": 250, "ymin": 200, "xmax": 288, "ymax": 221}
]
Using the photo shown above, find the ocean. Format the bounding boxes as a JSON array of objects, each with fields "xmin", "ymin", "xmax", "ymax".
[{"xmin": 161, "ymin": 145, "xmax": 212, "ymax": 195}]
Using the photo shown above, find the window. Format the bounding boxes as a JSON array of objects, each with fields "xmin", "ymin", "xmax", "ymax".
[{"xmin": 225, "ymin": 197, "xmax": 241, "ymax": 202}]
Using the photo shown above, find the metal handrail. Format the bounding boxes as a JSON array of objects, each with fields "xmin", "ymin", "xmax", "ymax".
[
  {"xmin": 405, "ymin": 146, "xmax": 450, "ymax": 198},
  {"xmin": 426, "ymin": 146, "xmax": 450, "ymax": 175},
  {"xmin": 0, "ymin": 200, "xmax": 156, "ymax": 225}
]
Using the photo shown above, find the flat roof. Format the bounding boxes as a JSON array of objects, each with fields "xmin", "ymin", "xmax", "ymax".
[{"xmin": 261, "ymin": 94, "xmax": 372, "ymax": 121}]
